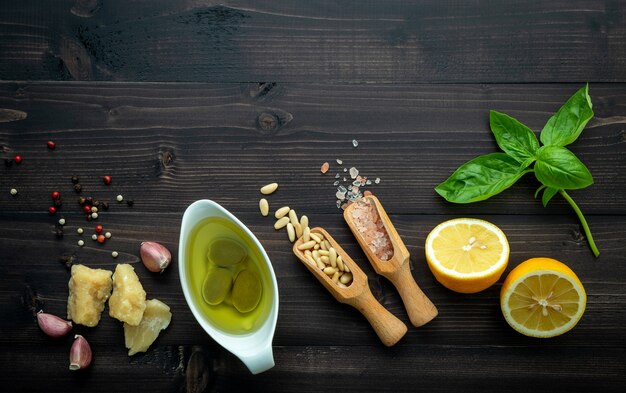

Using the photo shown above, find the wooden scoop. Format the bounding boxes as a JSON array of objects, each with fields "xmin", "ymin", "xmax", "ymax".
[
  {"xmin": 344, "ymin": 195, "xmax": 438, "ymax": 327},
  {"xmin": 292, "ymin": 227, "xmax": 407, "ymax": 346}
]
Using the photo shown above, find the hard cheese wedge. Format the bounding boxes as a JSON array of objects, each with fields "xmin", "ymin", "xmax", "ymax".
[
  {"xmin": 109, "ymin": 264, "xmax": 147, "ymax": 326},
  {"xmin": 124, "ymin": 299, "xmax": 172, "ymax": 356},
  {"xmin": 67, "ymin": 264, "xmax": 113, "ymax": 327}
]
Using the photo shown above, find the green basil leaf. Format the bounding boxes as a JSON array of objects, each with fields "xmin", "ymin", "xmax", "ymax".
[
  {"xmin": 540, "ymin": 85, "xmax": 594, "ymax": 146},
  {"xmin": 541, "ymin": 187, "xmax": 559, "ymax": 207},
  {"xmin": 535, "ymin": 146, "xmax": 593, "ymax": 190},
  {"xmin": 490, "ymin": 110, "xmax": 539, "ymax": 165},
  {"xmin": 435, "ymin": 153, "xmax": 531, "ymax": 203}
]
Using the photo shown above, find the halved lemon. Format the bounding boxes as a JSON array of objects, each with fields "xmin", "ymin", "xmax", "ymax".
[
  {"xmin": 425, "ymin": 218, "xmax": 509, "ymax": 293},
  {"xmin": 500, "ymin": 257, "xmax": 586, "ymax": 338}
]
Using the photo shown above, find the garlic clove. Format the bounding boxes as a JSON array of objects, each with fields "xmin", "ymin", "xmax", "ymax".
[
  {"xmin": 140, "ymin": 241, "xmax": 172, "ymax": 273},
  {"xmin": 69, "ymin": 334, "xmax": 92, "ymax": 371},
  {"xmin": 37, "ymin": 310, "xmax": 72, "ymax": 338}
]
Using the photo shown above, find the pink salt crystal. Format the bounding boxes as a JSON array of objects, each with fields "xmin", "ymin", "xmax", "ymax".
[
  {"xmin": 350, "ymin": 198, "xmax": 394, "ymax": 261},
  {"xmin": 321, "ymin": 162, "xmax": 330, "ymax": 174}
]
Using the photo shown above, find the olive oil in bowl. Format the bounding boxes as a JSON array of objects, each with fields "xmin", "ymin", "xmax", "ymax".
[
  {"xmin": 186, "ymin": 217, "xmax": 273, "ymax": 334},
  {"xmin": 179, "ymin": 200, "xmax": 278, "ymax": 374}
]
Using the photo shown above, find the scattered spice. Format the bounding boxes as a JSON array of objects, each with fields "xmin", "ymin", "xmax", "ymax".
[
  {"xmin": 47, "ymin": 141, "xmax": 56, "ymax": 150},
  {"xmin": 97, "ymin": 235, "xmax": 105, "ymax": 244},
  {"xmin": 350, "ymin": 198, "xmax": 394, "ymax": 261},
  {"xmin": 101, "ymin": 202, "xmax": 109, "ymax": 210},
  {"xmin": 91, "ymin": 206, "xmax": 98, "ymax": 213},
  {"xmin": 77, "ymin": 228, "xmax": 83, "ymax": 234},
  {"xmin": 102, "ymin": 175, "xmax": 111, "ymax": 185},
  {"xmin": 58, "ymin": 218, "xmax": 66, "ymax": 226},
  {"xmin": 352, "ymin": 139, "xmax": 359, "ymax": 148},
  {"xmin": 336, "ymin": 159, "xmax": 343, "ymax": 165},
  {"xmin": 48, "ymin": 206, "xmax": 57, "ymax": 214},
  {"xmin": 91, "ymin": 212, "xmax": 98, "ymax": 219},
  {"xmin": 126, "ymin": 199, "xmax": 134, "ymax": 207},
  {"xmin": 71, "ymin": 176, "xmax": 79, "ymax": 184},
  {"xmin": 91, "ymin": 234, "xmax": 97, "ymax": 241},
  {"xmin": 320, "ymin": 162, "xmax": 330, "ymax": 174},
  {"xmin": 10, "ymin": 188, "xmax": 17, "ymax": 196},
  {"xmin": 51, "ymin": 191, "xmax": 60, "ymax": 200},
  {"xmin": 73, "ymin": 184, "xmax": 82, "ymax": 193},
  {"xmin": 105, "ymin": 232, "xmax": 111, "ymax": 239},
  {"xmin": 13, "ymin": 155, "xmax": 22, "ymax": 164},
  {"xmin": 78, "ymin": 240, "xmax": 84, "ymax": 247},
  {"xmin": 95, "ymin": 225, "xmax": 103, "ymax": 233},
  {"xmin": 78, "ymin": 196, "xmax": 86, "ymax": 205},
  {"xmin": 116, "ymin": 195, "xmax": 124, "ymax": 202},
  {"xmin": 112, "ymin": 251, "xmax": 119, "ymax": 258},
  {"xmin": 349, "ymin": 167, "xmax": 359, "ymax": 179},
  {"xmin": 83, "ymin": 205, "xmax": 92, "ymax": 214}
]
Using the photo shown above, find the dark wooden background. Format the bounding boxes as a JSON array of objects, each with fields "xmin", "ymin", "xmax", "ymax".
[{"xmin": 1, "ymin": 1, "xmax": 625, "ymax": 392}]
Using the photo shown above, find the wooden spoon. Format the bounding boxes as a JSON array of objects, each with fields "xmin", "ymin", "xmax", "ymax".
[
  {"xmin": 292, "ymin": 227, "xmax": 407, "ymax": 346},
  {"xmin": 343, "ymin": 195, "xmax": 438, "ymax": 327}
]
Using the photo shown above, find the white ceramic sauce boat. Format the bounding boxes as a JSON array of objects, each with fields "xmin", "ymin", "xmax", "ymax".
[{"xmin": 179, "ymin": 199, "xmax": 279, "ymax": 374}]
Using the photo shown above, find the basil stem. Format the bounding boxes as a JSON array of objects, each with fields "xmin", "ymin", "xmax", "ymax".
[{"xmin": 559, "ymin": 190, "xmax": 600, "ymax": 257}]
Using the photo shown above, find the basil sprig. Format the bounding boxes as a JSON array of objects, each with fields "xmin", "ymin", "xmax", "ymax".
[{"xmin": 435, "ymin": 85, "xmax": 599, "ymax": 257}]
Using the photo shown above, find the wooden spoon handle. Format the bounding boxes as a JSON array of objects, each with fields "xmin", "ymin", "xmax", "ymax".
[
  {"xmin": 388, "ymin": 263, "xmax": 438, "ymax": 327},
  {"xmin": 349, "ymin": 288, "xmax": 407, "ymax": 347}
]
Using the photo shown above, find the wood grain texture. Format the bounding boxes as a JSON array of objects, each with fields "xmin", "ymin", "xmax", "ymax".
[
  {"xmin": 1, "ymin": 0, "xmax": 625, "ymax": 82},
  {"xmin": 0, "ymin": 82, "xmax": 624, "ymax": 217}
]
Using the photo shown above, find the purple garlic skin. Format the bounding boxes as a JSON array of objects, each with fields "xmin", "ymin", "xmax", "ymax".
[
  {"xmin": 37, "ymin": 311, "xmax": 72, "ymax": 338},
  {"xmin": 69, "ymin": 334, "xmax": 92, "ymax": 371},
  {"xmin": 140, "ymin": 241, "xmax": 172, "ymax": 273}
]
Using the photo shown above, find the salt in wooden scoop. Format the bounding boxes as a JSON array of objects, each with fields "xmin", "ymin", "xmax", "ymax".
[
  {"xmin": 344, "ymin": 195, "xmax": 438, "ymax": 327},
  {"xmin": 293, "ymin": 227, "xmax": 407, "ymax": 346}
]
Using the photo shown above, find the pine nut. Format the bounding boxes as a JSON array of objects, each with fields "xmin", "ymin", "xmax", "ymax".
[
  {"xmin": 294, "ymin": 222, "xmax": 303, "ymax": 238},
  {"xmin": 318, "ymin": 250, "xmax": 330, "ymax": 256},
  {"xmin": 259, "ymin": 198, "xmax": 269, "ymax": 216},
  {"xmin": 260, "ymin": 182, "xmax": 278, "ymax": 195},
  {"xmin": 338, "ymin": 282, "xmax": 348, "ymax": 288},
  {"xmin": 323, "ymin": 266, "xmax": 336, "ymax": 276},
  {"xmin": 342, "ymin": 259, "xmax": 350, "ymax": 273},
  {"xmin": 287, "ymin": 223, "xmax": 295, "ymax": 242},
  {"xmin": 332, "ymin": 271, "xmax": 340, "ymax": 283},
  {"xmin": 304, "ymin": 250, "xmax": 313, "ymax": 258},
  {"xmin": 300, "ymin": 215, "xmax": 309, "ymax": 229},
  {"xmin": 303, "ymin": 227, "xmax": 310, "ymax": 242},
  {"xmin": 288, "ymin": 209, "xmax": 298, "ymax": 227},
  {"xmin": 313, "ymin": 243, "xmax": 320, "ymax": 250},
  {"xmin": 305, "ymin": 256, "xmax": 316, "ymax": 267},
  {"xmin": 320, "ymin": 241, "xmax": 328, "ymax": 251},
  {"xmin": 316, "ymin": 259, "xmax": 326, "ymax": 270},
  {"xmin": 298, "ymin": 240, "xmax": 316, "ymax": 250},
  {"xmin": 274, "ymin": 216, "xmax": 290, "ymax": 230},
  {"xmin": 324, "ymin": 240, "xmax": 331, "ymax": 250},
  {"xmin": 312, "ymin": 250, "xmax": 320, "ymax": 260},
  {"xmin": 320, "ymin": 256, "xmax": 330, "ymax": 264},
  {"xmin": 329, "ymin": 247, "xmax": 337, "ymax": 265},
  {"xmin": 340, "ymin": 272, "xmax": 353, "ymax": 285},
  {"xmin": 336, "ymin": 255, "xmax": 345, "ymax": 272},
  {"xmin": 310, "ymin": 233, "xmax": 322, "ymax": 243},
  {"xmin": 275, "ymin": 206, "xmax": 290, "ymax": 219}
]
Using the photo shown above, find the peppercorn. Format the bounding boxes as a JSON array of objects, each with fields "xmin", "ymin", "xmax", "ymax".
[
  {"xmin": 51, "ymin": 191, "xmax": 60, "ymax": 200},
  {"xmin": 91, "ymin": 206, "xmax": 98, "ymax": 213},
  {"xmin": 77, "ymin": 228, "xmax": 84, "ymax": 234},
  {"xmin": 13, "ymin": 155, "xmax": 22, "ymax": 164},
  {"xmin": 97, "ymin": 235, "xmax": 105, "ymax": 244},
  {"xmin": 53, "ymin": 199, "xmax": 63, "ymax": 208},
  {"xmin": 116, "ymin": 195, "xmax": 123, "ymax": 202},
  {"xmin": 91, "ymin": 234, "xmax": 97, "ymax": 240},
  {"xmin": 58, "ymin": 218, "xmax": 66, "ymax": 226},
  {"xmin": 93, "ymin": 200, "xmax": 100, "ymax": 207},
  {"xmin": 55, "ymin": 227, "xmax": 64, "ymax": 239},
  {"xmin": 10, "ymin": 188, "xmax": 18, "ymax": 196},
  {"xmin": 83, "ymin": 205, "xmax": 92, "ymax": 214},
  {"xmin": 111, "ymin": 251, "xmax": 119, "ymax": 258},
  {"xmin": 105, "ymin": 232, "xmax": 112, "ymax": 239},
  {"xmin": 71, "ymin": 176, "xmax": 79, "ymax": 184},
  {"xmin": 78, "ymin": 196, "xmax": 86, "ymax": 205},
  {"xmin": 95, "ymin": 225, "xmax": 103, "ymax": 233},
  {"xmin": 103, "ymin": 175, "xmax": 111, "ymax": 185},
  {"xmin": 48, "ymin": 206, "xmax": 56, "ymax": 214},
  {"xmin": 78, "ymin": 240, "xmax": 85, "ymax": 247},
  {"xmin": 4, "ymin": 159, "xmax": 13, "ymax": 167},
  {"xmin": 101, "ymin": 202, "xmax": 109, "ymax": 210},
  {"xmin": 126, "ymin": 199, "xmax": 134, "ymax": 207},
  {"xmin": 86, "ymin": 215, "xmax": 92, "ymax": 222},
  {"xmin": 86, "ymin": 197, "xmax": 93, "ymax": 204},
  {"xmin": 73, "ymin": 184, "xmax": 82, "ymax": 193},
  {"xmin": 47, "ymin": 141, "xmax": 56, "ymax": 150},
  {"xmin": 91, "ymin": 212, "xmax": 98, "ymax": 219}
]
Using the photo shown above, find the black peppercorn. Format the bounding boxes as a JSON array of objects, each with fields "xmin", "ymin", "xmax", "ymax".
[
  {"xmin": 86, "ymin": 215, "xmax": 92, "ymax": 222},
  {"xmin": 86, "ymin": 197, "xmax": 93, "ymax": 204},
  {"xmin": 53, "ymin": 199, "xmax": 63, "ymax": 208},
  {"xmin": 55, "ymin": 227, "xmax": 64, "ymax": 239},
  {"xmin": 4, "ymin": 159, "xmax": 13, "ymax": 167},
  {"xmin": 93, "ymin": 200, "xmax": 100, "ymax": 207},
  {"xmin": 126, "ymin": 199, "xmax": 134, "ymax": 207},
  {"xmin": 71, "ymin": 176, "xmax": 79, "ymax": 184},
  {"xmin": 101, "ymin": 201, "xmax": 109, "ymax": 210},
  {"xmin": 74, "ymin": 184, "xmax": 82, "ymax": 193}
]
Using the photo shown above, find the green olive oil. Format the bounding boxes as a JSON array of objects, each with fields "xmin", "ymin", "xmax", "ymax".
[{"xmin": 186, "ymin": 217, "xmax": 273, "ymax": 334}]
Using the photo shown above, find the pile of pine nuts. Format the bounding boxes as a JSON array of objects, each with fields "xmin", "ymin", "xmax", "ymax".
[
  {"xmin": 259, "ymin": 182, "xmax": 353, "ymax": 287},
  {"xmin": 296, "ymin": 229, "xmax": 353, "ymax": 287}
]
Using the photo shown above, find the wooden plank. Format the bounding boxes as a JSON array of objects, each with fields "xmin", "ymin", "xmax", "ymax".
[
  {"xmin": 0, "ymin": 1, "xmax": 625, "ymax": 82},
  {"xmin": 1, "ymin": 82, "xmax": 624, "ymax": 215}
]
